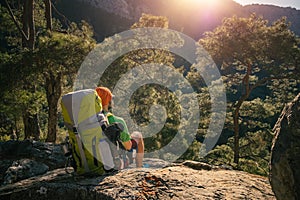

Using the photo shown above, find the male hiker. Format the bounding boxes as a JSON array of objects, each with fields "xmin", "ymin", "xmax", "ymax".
[{"xmin": 96, "ymin": 87, "xmax": 144, "ymax": 168}]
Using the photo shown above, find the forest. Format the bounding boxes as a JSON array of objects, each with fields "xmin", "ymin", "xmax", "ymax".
[{"xmin": 0, "ymin": 0, "xmax": 299, "ymax": 177}]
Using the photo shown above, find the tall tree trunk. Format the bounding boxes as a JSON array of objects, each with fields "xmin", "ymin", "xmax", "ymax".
[
  {"xmin": 45, "ymin": 72, "xmax": 62, "ymax": 143},
  {"xmin": 22, "ymin": 0, "xmax": 29, "ymax": 47},
  {"xmin": 6, "ymin": 0, "xmax": 40, "ymax": 140},
  {"xmin": 27, "ymin": 0, "xmax": 35, "ymax": 49},
  {"xmin": 233, "ymin": 102, "xmax": 241, "ymax": 164},
  {"xmin": 23, "ymin": 112, "xmax": 40, "ymax": 140},
  {"xmin": 21, "ymin": 0, "xmax": 34, "ymax": 48},
  {"xmin": 22, "ymin": 0, "xmax": 40, "ymax": 140},
  {"xmin": 44, "ymin": 0, "xmax": 52, "ymax": 30},
  {"xmin": 14, "ymin": 116, "xmax": 20, "ymax": 140},
  {"xmin": 233, "ymin": 63, "xmax": 252, "ymax": 165},
  {"xmin": 44, "ymin": 0, "xmax": 56, "ymax": 142}
]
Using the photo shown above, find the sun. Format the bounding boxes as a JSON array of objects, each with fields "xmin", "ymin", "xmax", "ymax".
[
  {"xmin": 173, "ymin": 0, "xmax": 223, "ymax": 9},
  {"xmin": 178, "ymin": 0, "xmax": 225, "ymax": 14},
  {"xmin": 186, "ymin": 0, "xmax": 222, "ymax": 7}
]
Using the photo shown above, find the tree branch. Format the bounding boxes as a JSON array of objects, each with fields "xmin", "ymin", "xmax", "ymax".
[
  {"xmin": 44, "ymin": 0, "xmax": 52, "ymax": 30},
  {"xmin": 4, "ymin": 0, "xmax": 29, "ymax": 41},
  {"xmin": 51, "ymin": 3, "xmax": 71, "ymax": 27},
  {"xmin": 250, "ymin": 75, "xmax": 287, "ymax": 91}
]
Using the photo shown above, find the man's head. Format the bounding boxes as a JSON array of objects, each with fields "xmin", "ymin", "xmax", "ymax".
[{"xmin": 95, "ymin": 87, "xmax": 113, "ymax": 112}]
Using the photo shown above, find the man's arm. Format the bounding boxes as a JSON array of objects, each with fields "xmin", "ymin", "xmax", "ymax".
[
  {"xmin": 131, "ymin": 131, "xmax": 144, "ymax": 168},
  {"xmin": 122, "ymin": 140, "xmax": 132, "ymax": 151},
  {"xmin": 107, "ymin": 114, "xmax": 132, "ymax": 150}
]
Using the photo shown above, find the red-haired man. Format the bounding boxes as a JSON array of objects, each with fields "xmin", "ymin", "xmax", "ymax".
[{"xmin": 96, "ymin": 87, "xmax": 144, "ymax": 167}]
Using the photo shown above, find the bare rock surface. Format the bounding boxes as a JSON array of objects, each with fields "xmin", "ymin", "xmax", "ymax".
[{"xmin": 0, "ymin": 162, "xmax": 275, "ymax": 200}]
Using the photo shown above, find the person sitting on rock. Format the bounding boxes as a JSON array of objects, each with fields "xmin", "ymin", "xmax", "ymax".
[{"xmin": 96, "ymin": 86, "xmax": 144, "ymax": 168}]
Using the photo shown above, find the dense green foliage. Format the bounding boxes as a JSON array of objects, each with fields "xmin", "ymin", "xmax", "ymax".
[{"xmin": 0, "ymin": 0, "xmax": 95, "ymax": 141}]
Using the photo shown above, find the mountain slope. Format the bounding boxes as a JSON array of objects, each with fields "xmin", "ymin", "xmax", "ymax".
[
  {"xmin": 244, "ymin": 5, "xmax": 300, "ymax": 36},
  {"xmin": 54, "ymin": 0, "xmax": 300, "ymax": 40}
]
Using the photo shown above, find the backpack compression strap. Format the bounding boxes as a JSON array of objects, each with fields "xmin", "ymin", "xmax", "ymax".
[
  {"xmin": 73, "ymin": 127, "xmax": 90, "ymax": 173},
  {"xmin": 64, "ymin": 122, "xmax": 90, "ymax": 173}
]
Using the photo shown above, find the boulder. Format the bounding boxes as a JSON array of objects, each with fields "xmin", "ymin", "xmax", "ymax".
[
  {"xmin": 3, "ymin": 159, "xmax": 49, "ymax": 185},
  {"xmin": 0, "ymin": 140, "xmax": 66, "ymax": 185},
  {"xmin": 270, "ymin": 93, "xmax": 300, "ymax": 200}
]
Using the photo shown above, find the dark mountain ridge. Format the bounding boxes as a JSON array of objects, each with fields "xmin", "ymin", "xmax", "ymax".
[
  {"xmin": 54, "ymin": 0, "xmax": 300, "ymax": 41},
  {"xmin": 244, "ymin": 4, "xmax": 300, "ymax": 36}
]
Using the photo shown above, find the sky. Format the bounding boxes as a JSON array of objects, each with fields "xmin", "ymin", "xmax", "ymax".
[{"xmin": 233, "ymin": 0, "xmax": 300, "ymax": 9}]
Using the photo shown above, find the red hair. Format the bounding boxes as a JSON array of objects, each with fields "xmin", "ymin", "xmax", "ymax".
[{"xmin": 95, "ymin": 87, "xmax": 113, "ymax": 107}]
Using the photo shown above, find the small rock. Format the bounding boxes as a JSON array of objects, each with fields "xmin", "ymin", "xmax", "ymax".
[{"xmin": 182, "ymin": 160, "xmax": 213, "ymax": 170}]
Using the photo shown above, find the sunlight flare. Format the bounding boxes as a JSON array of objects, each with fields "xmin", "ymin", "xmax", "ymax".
[{"xmin": 186, "ymin": 0, "xmax": 222, "ymax": 7}]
